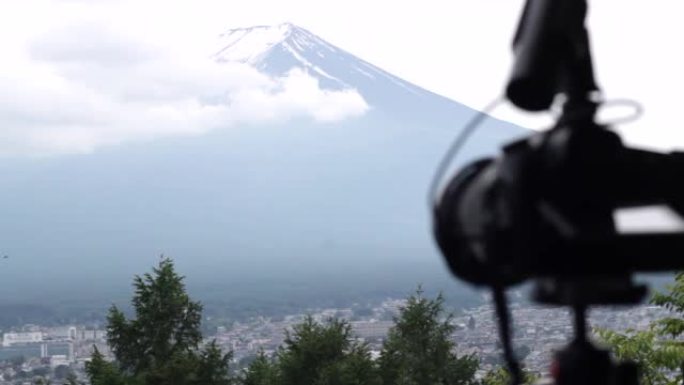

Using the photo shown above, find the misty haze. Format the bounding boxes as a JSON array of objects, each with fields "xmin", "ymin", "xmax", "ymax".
[{"xmin": 2, "ymin": 1, "xmax": 683, "ymax": 384}]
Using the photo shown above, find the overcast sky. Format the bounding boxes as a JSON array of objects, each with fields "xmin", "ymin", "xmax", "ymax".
[{"xmin": 2, "ymin": 0, "xmax": 683, "ymax": 155}]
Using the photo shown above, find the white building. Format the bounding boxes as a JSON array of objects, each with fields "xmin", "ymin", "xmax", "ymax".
[
  {"xmin": 77, "ymin": 329, "xmax": 107, "ymax": 341},
  {"xmin": 45, "ymin": 326, "xmax": 77, "ymax": 341},
  {"xmin": 49, "ymin": 354, "xmax": 70, "ymax": 368},
  {"xmin": 2, "ymin": 331, "xmax": 43, "ymax": 347}
]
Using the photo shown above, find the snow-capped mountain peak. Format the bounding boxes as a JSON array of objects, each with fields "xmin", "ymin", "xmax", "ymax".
[
  {"xmin": 213, "ymin": 23, "xmax": 471, "ymax": 118},
  {"xmin": 214, "ymin": 22, "xmax": 353, "ymax": 89},
  {"xmin": 214, "ymin": 23, "xmax": 307, "ymax": 64}
]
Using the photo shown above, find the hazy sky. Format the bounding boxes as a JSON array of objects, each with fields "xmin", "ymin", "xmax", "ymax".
[{"xmin": 2, "ymin": 0, "xmax": 683, "ymax": 154}]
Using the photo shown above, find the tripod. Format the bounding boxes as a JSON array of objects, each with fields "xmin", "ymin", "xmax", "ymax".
[
  {"xmin": 433, "ymin": 1, "xmax": 684, "ymax": 383},
  {"xmin": 491, "ymin": 275, "xmax": 645, "ymax": 385},
  {"xmin": 531, "ymin": 278, "xmax": 642, "ymax": 385},
  {"xmin": 548, "ymin": 304, "xmax": 638, "ymax": 385},
  {"xmin": 488, "ymin": 101, "xmax": 651, "ymax": 385}
]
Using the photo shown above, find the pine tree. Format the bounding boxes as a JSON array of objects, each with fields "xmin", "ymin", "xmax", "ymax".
[
  {"xmin": 87, "ymin": 257, "xmax": 233, "ymax": 385},
  {"xmin": 377, "ymin": 288, "xmax": 479, "ymax": 385},
  {"xmin": 194, "ymin": 340, "xmax": 234, "ymax": 385},
  {"xmin": 316, "ymin": 343, "xmax": 380, "ymax": 385},
  {"xmin": 267, "ymin": 316, "xmax": 379, "ymax": 385},
  {"xmin": 241, "ymin": 351, "xmax": 279, "ymax": 385},
  {"xmin": 85, "ymin": 347, "xmax": 129, "ymax": 385},
  {"xmin": 106, "ymin": 258, "xmax": 203, "ymax": 374}
]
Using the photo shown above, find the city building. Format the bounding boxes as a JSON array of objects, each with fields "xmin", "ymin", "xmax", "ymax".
[{"xmin": 2, "ymin": 332, "xmax": 43, "ymax": 347}]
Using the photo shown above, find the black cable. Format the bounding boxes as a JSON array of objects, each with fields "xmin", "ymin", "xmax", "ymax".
[
  {"xmin": 492, "ymin": 286, "xmax": 523, "ymax": 385},
  {"xmin": 428, "ymin": 97, "xmax": 503, "ymax": 209}
]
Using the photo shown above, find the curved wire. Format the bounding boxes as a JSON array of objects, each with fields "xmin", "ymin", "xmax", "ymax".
[
  {"xmin": 428, "ymin": 97, "xmax": 504, "ymax": 209},
  {"xmin": 597, "ymin": 98, "xmax": 643, "ymax": 126},
  {"xmin": 550, "ymin": 97, "xmax": 644, "ymax": 126}
]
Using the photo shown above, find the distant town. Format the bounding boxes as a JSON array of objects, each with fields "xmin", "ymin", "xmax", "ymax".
[{"xmin": 0, "ymin": 298, "xmax": 669, "ymax": 384}]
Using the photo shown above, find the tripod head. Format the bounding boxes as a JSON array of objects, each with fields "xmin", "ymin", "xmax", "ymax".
[
  {"xmin": 548, "ymin": 304, "xmax": 639, "ymax": 385},
  {"xmin": 432, "ymin": 0, "xmax": 684, "ymax": 383}
]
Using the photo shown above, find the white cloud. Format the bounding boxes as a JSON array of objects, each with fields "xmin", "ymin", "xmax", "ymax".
[
  {"xmin": 0, "ymin": 21, "xmax": 368, "ymax": 156},
  {"xmin": 1, "ymin": 0, "xmax": 683, "ymax": 154}
]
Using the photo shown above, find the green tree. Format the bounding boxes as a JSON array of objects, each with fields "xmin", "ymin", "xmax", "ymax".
[
  {"xmin": 316, "ymin": 344, "xmax": 379, "ymax": 385},
  {"xmin": 242, "ymin": 351, "xmax": 279, "ymax": 385},
  {"xmin": 107, "ymin": 258, "xmax": 203, "ymax": 374},
  {"xmin": 480, "ymin": 367, "xmax": 538, "ymax": 385},
  {"xmin": 597, "ymin": 272, "xmax": 684, "ymax": 385},
  {"xmin": 277, "ymin": 316, "xmax": 379, "ymax": 385},
  {"xmin": 194, "ymin": 341, "xmax": 234, "ymax": 385},
  {"xmin": 85, "ymin": 347, "xmax": 129, "ymax": 385},
  {"xmin": 377, "ymin": 289, "xmax": 479, "ymax": 385},
  {"xmin": 87, "ymin": 257, "xmax": 233, "ymax": 385}
]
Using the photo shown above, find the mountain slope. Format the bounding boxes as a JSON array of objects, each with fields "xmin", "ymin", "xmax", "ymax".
[
  {"xmin": 214, "ymin": 23, "xmax": 471, "ymax": 121},
  {"xmin": 0, "ymin": 23, "xmax": 524, "ymax": 313}
]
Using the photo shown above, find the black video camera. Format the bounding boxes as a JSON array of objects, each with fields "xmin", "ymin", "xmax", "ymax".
[
  {"xmin": 433, "ymin": 0, "xmax": 684, "ymax": 306},
  {"xmin": 433, "ymin": 2, "xmax": 684, "ymax": 383}
]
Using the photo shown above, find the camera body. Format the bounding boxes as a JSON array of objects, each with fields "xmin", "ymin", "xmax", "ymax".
[
  {"xmin": 433, "ymin": 114, "xmax": 616, "ymax": 287},
  {"xmin": 432, "ymin": 1, "xmax": 684, "ymax": 383},
  {"xmin": 434, "ymin": 0, "xmax": 684, "ymax": 301},
  {"xmin": 434, "ymin": 108, "xmax": 684, "ymax": 302}
]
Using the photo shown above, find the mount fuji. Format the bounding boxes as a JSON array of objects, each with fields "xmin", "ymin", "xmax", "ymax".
[
  {"xmin": 213, "ymin": 23, "xmax": 463, "ymax": 120},
  {"xmin": 0, "ymin": 23, "xmax": 524, "ymax": 319}
]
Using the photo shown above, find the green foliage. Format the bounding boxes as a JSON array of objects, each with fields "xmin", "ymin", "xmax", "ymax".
[
  {"xmin": 316, "ymin": 345, "xmax": 379, "ymax": 385},
  {"xmin": 276, "ymin": 316, "xmax": 379, "ymax": 385},
  {"xmin": 194, "ymin": 340, "xmax": 234, "ymax": 385},
  {"xmin": 241, "ymin": 352, "xmax": 279, "ymax": 385},
  {"xmin": 651, "ymin": 272, "xmax": 684, "ymax": 338},
  {"xmin": 377, "ymin": 288, "xmax": 479, "ymax": 385},
  {"xmin": 596, "ymin": 272, "xmax": 684, "ymax": 385},
  {"xmin": 480, "ymin": 367, "xmax": 509, "ymax": 385},
  {"xmin": 85, "ymin": 261, "xmax": 487, "ymax": 385},
  {"xmin": 240, "ymin": 317, "xmax": 380, "ymax": 385},
  {"xmin": 107, "ymin": 258, "xmax": 203, "ymax": 374},
  {"xmin": 86, "ymin": 347, "xmax": 129, "ymax": 385},
  {"xmin": 87, "ymin": 257, "xmax": 233, "ymax": 385},
  {"xmin": 480, "ymin": 367, "xmax": 538, "ymax": 385}
]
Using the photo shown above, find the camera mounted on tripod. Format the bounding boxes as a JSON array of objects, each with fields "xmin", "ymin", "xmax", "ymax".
[
  {"xmin": 434, "ymin": 0, "xmax": 684, "ymax": 307},
  {"xmin": 432, "ymin": 0, "xmax": 684, "ymax": 384}
]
